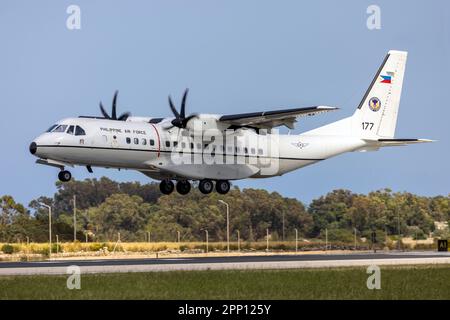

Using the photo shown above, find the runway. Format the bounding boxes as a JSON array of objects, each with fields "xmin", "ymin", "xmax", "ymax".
[{"xmin": 1, "ymin": 252, "xmax": 449, "ymax": 275}]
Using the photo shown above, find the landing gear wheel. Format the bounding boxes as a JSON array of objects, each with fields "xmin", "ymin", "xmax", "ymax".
[
  {"xmin": 216, "ymin": 180, "xmax": 230, "ymax": 194},
  {"xmin": 199, "ymin": 179, "xmax": 214, "ymax": 194},
  {"xmin": 58, "ymin": 170, "xmax": 72, "ymax": 182},
  {"xmin": 176, "ymin": 180, "xmax": 191, "ymax": 195},
  {"xmin": 159, "ymin": 179, "xmax": 174, "ymax": 195}
]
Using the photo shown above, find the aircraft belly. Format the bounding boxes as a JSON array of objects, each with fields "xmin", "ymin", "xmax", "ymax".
[
  {"xmin": 161, "ymin": 164, "xmax": 260, "ymax": 180},
  {"xmin": 251, "ymin": 159, "xmax": 318, "ymax": 178}
]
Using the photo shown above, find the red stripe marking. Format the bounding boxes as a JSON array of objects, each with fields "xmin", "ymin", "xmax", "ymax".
[{"xmin": 149, "ymin": 123, "xmax": 161, "ymax": 157}]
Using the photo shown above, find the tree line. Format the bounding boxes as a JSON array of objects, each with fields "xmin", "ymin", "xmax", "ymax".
[{"xmin": 1, "ymin": 177, "xmax": 449, "ymax": 243}]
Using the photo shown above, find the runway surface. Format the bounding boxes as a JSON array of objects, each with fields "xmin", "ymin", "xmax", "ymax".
[{"xmin": 1, "ymin": 252, "xmax": 449, "ymax": 275}]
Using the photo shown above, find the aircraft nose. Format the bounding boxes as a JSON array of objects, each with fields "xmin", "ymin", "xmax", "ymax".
[{"xmin": 29, "ymin": 142, "xmax": 37, "ymax": 155}]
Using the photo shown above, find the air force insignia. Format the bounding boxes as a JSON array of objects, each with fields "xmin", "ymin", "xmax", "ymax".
[
  {"xmin": 368, "ymin": 97, "xmax": 381, "ymax": 112},
  {"xmin": 291, "ymin": 141, "xmax": 309, "ymax": 149}
]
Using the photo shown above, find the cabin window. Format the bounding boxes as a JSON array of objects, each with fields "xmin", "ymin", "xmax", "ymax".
[
  {"xmin": 134, "ymin": 138, "xmax": 139, "ymax": 144},
  {"xmin": 190, "ymin": 142, "xmax": 194, "ymax": 149},
  {"xmin": 173, "ymin": 141, "xmax": 178, "ymax": 148},
  {"xmin": 244, "ymin": 147, "xmax": 248, "ymax": 154},
  {"xmin": 258, "ymin": 148, "xmax": 263, "ymax": 155},
  {"xmin": 251, "ymin": 148, "xmax": 256, "ymax": 154},
  {"xmin": 142, "ymin": 138, "xmax": 147, "ymax": 145},
  {"xmin": 181, "ymin": 142, "xmax": 186, "ymax": 148},
  {"xmin": 165, "ymin": 141, "xmax": 170, "ymax": 148},
  {"xmin": 66, "ymin": 125, "xmax": 75, "ymax": 135},
  {"xmin": 235, "ymin": 146, "xmax": 240, "ymax": 153},
  {"xmin": 197, "ymin": 143, "xmax": 202, "ymax": 149},
  {"xmin": 150, "ymin": 139, "xmax": 155, "ymax": 146},
  {"xmin": 53, "ymin": 125, "xmax": 68, "ymax": 133},
  {"xmin": 75, "ymin": 126, "xmax": 86, "ymax": 136},
  {"xmin": 126, "ymin": 137, "xmax": 131, "ymax": 144}
]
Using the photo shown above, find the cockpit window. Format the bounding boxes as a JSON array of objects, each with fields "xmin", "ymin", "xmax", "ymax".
[
  {"xmin": 67, "ymin": 125, "xmax": 75, "ymax": 135},
  {"xmin": 75, "ymin": 126, "xmax": 86, "ymax": 136},
  {"xmin": 53, "ymin": 125, "xmax": 68, "ymax": 133},
  {"xmin": 46, "ymin": 124, "xmax": 58, "ymax": 132}
]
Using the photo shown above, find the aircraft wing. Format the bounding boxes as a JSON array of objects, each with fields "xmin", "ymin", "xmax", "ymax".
[{"xmin": 218, "ymin": 106, "xmax": 338, "ymax": 129}]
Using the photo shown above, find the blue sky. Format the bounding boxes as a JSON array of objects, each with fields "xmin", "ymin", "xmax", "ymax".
[{"xmin": 0, "ymin": 0, "xmax": 449, "ymax": 206}]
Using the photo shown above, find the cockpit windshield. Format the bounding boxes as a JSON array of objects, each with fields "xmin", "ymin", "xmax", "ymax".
[
  {"xmin": 52, "ymin": 125, "xmax": 68, "ymax": 133},
  {"xmin": 47, "ymin": 124, "xmax": 86, "ymax": 135},
  {"xmin": 46, "ymin": 124, "xmax": 58, "ymax": 132}
]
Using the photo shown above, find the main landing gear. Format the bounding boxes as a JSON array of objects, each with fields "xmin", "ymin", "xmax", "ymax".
[
  {"xmin": 159, "ymin": 179, "xmax": 230, "ymax": 195},
  {"xmin": 58, "ymin": 170, "xmax": 72, "ymax": 182},
  {"xmin": 215, "ymin": 180, "xmax": 231, "ymax": 194},
  {"xmin": 198, "ymin": 179, "xmax": 214, "ymax": 194},
  {"xmin": 176, "ymin": 180, "xmax": 191, "ymax": 195},
  {"xmin": 159, "ymin": 179, "xmax": 175, "ymax": 195}
]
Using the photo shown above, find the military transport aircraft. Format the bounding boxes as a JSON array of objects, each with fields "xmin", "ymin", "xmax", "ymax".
[{"xmin": 29, "ymin": 50, "xmax": 432, "ymax": 195}]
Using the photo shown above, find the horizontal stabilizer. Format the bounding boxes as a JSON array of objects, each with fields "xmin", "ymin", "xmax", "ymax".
[{"xmin": 369, "ymin": 138, "xmax": 435, "ymax": 147}]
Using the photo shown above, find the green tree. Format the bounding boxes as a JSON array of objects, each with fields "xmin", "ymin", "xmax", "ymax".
[{"xmin": 89, "ymin": 194, "xmax": 152, "ymax": 241}]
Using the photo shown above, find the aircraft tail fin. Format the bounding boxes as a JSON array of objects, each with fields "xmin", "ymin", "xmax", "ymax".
[
  {"xmin": 304, "ymin": 50, "xmax": 408, "ymax": 139},
  {"xmin": 352, "ymin": 50, "xmax": 407, "ymax": 139}
]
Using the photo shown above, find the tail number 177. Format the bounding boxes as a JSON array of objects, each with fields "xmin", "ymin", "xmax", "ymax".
[{"xmin": 362, "ymin": 122, "xmax": 374, "ymax": 130}]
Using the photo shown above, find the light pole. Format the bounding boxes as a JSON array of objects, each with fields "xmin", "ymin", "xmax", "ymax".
[
  {"xmin": 218, "ymin": 200, "xmax": 230, "ymax": 253},
  {"xmin": 294, "ymin": 228, "xmax": 298, "ymax": 252},
  {"xmin": 38, "ymin": 202, "xmax": 52, "ymax": 260},
  {"xmin": 73, "ymin": 195, "xmax": 77, "ymax": 242},
  {"xmin": 204, "ymin": 229, "xmax": 209, "ymax": 253},
  {"xmin": 397, "ymin": 211, "xmax": 401, "ymax": 250},
  {"xmin": 237, "ymin": 230, "xmax": 240, "ymax": 252}
]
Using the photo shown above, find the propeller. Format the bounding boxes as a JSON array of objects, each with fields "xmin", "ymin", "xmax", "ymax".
[
  {"xmin": 168, "ymin": 88, "xmax": 196, "ymax": 128},
  {"xmin": 99, "ymin": 90, "xmax": 131, "ymax": 121}
]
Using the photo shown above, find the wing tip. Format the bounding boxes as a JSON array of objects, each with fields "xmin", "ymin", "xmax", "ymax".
[{"xmin": 317, "ymin": 105, "xmax": 339, "ymax": 110}]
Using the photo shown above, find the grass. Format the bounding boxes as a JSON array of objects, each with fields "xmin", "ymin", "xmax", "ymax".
[{"xmin": 0, "ymin": 265, "xmax": 449, "ymax": 299}]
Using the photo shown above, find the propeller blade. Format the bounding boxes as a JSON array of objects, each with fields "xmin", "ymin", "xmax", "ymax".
[
  {"xmin": 180, "ymin": 88, "xmax": 189, "ymax": 119},
  {"xmin": 111, "ymin": 90, "xmax": 118, "ymax": 120},
  {"xmin": 118, "ymin": 112, "xmax": 131, "ymax": 121},
  {"xmin": 99, "ymin": 102, "xmax": 110, "ymax": 119},
  {"xmin": 180, "ymin": 114, "xmax": 195, "ymax": 128},
  {"xmin": 168, "ymin": 96, "xmax": 180, "ymax": 118}
]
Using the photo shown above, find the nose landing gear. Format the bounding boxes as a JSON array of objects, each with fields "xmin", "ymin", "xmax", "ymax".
[{"xmin": 58, "ymin": 170, "xmax": 72, "ymax": 182}]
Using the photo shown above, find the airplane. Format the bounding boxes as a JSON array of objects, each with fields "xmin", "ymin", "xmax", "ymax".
[{"xmin": 29, "ymin": 50, "xmax": 432, "ymax": 195}]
